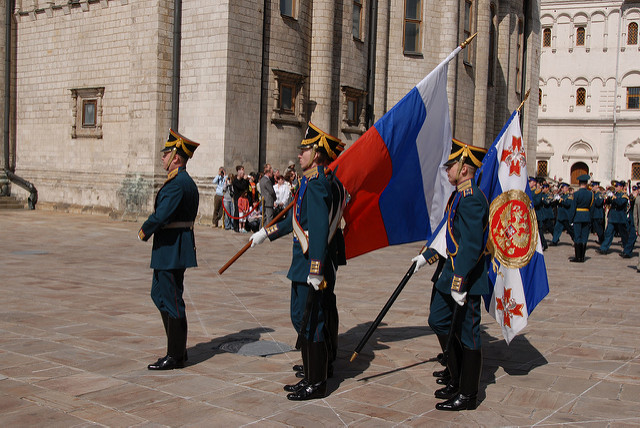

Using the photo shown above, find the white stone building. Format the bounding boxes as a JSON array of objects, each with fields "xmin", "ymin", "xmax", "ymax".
[
  {"xmin": 1, "ymin": 0, "xmax": 541, "ymax": 218},
  {"xmin": 538, "ymin": 0, "xmax": 640, "ymax": 185}
]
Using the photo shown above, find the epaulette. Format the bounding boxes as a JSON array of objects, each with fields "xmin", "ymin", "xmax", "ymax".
[
  {"xmin": 303, "ymin": 166, "xmax": 321, "ymax": 180},
  {"xmin": 457, "ymin": 179, "xmax": 473, "ymax": 197},
  {"xmin": 623, "ymin": 194, "xmax": 629, "ymax": 199},
  {"xmin": 567, "ymin": 195, "xmax": 574, "ymax": 200},
  {"xmin": 535, "ymin": 189, "xmax": 542, "ymax": 194}
]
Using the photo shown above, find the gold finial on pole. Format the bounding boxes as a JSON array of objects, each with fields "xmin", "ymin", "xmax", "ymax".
[
  {"xmin": 517, "ymin": 89, "xmax": 531, "ymax": 113},
  {"xmin": 350, "ymin": 351, "xmax": 358, "ymax": 363},
  {"xmin": 460, "ymin": 32, "xmax": 478, "ymax": 49}
]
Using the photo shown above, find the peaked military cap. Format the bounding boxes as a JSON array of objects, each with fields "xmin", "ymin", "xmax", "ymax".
[
  {"xmin": 162, "ymin": 129, "xmax": 200, "ymax": 159},
  {"xmin": 559, "ymin": 182, "xmax": 570, "ymax": 188},
  {"xmin": 444, "ymin": 138, "xmax": 488, "ymax": 168},
  {"xmin": 577, "ymin": 174, "xmax": 590, "ymax": 183},
  {"xmin": 299, "ymin": 122, "xmax": 346, "ymax": 161},
  {"xmin": 615, "ymin": 180, "xmax": 626, "ymax": 187},
  {"xmin": 591, "ymin": 181, "xmax": 600, "ymax": 186}
]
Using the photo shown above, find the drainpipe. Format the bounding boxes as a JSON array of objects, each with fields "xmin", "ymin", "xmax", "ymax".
[
  {"xmin": 4, "ymin": 0, "xmax": 37, "ymax": 208},
  {"xmin": 611, "ymin": 1, "xmax": 623, "ymax": 181},
  {"xmin": 171, "ymin": 0, "xmax": 182, "ymax": 130},
  {"xmin": 365, "ymin": 0, "xmax": 378, "ymax": 128},
  {"xmin": 258, "ymin": 0, "xmax": 268, "ymax": 169}
]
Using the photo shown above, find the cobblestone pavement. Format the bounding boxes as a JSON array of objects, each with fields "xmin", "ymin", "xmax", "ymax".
[{"xmin": 1, "ymin": 210, "xmax": 639, "ymax": 427}]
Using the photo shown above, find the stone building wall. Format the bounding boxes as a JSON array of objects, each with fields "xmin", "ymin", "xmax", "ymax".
[{"xmin": 5, "ymin": 0, "xmax": 541, "ymax": 219}]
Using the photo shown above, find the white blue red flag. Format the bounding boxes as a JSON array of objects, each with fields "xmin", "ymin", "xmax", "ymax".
[
  {"xmin": 330, "ymin": 48, "xmax": 462, "ymax": 258},
  {"xmin": 475, "ymin": 110, "xmax": 550, "ymax": 343}
]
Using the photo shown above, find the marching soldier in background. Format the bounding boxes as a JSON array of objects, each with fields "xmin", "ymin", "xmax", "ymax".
[
  {"xmin": 413, "ymin": 139, "xmax": 489, "ymax": 411},
  {"xmin": 540, "ymin": 182, "xmax": 555, "ymax": 241},
  {"xmin": 138, "ymin": 129, "xmax": 199, "ymax": 370},
  {"xmin": 530, "ymin": 177, "xmax": 548, "ymax": 251},
  {"xmin": 590, "ymin": 182, "xmax": 605, "ymax": 245},
  {"xmin": 620, "ymin": 185, "xmax": 637, "ymax": 258},
  {"xmin": 596, "ymin": 181, "xmax": 629, "ymax": 255},
  {"xmin": 250, "ymin": 123, "xmax": 346, "ymax": 401},
  {"xmin": 570, "ymin": 174, "xmax": 593, "ymax": 262},
  {"xmin": 634, "ymin": 185, "xmax": 640, "ymax": 271},
  {"xmin": 550, "ymin": 182, "xmax": 575, "ymax": 246}
]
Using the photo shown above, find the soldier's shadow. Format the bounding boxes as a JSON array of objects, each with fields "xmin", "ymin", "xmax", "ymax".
[
  {"xmin": 186, "ymin": 327, "xmax": 275, "ymax": 366},
  {"xmin": 478, "ymin": 329, "xmax": 548, "ymax": 402},
  {"xmin": 328, "ymin": 322, "xmax": 435, "ymax": 394}
]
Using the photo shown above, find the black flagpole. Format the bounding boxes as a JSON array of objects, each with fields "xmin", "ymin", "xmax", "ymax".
[{"xmin": 350, "ymin": 261, "xmax": 417, "ymax": 362}]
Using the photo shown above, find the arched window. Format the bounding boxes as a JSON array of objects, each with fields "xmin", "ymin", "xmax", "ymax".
[
  {"xmin": 576, "ymin": 87, "xmax": 586, "ymax": 106},
  {"xmin": 576, "ymin": 26, "xmax": 585, "ymax": 46},
  {"xmin": 629, "ymin": 22, "xmax": 638, "ymax": 45},
  {"xmin": 543, "ymin": 28, "xmax": 551, "ymax": 47}
]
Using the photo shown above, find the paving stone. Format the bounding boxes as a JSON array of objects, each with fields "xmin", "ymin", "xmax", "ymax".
[{"xmin": 1, "ymin": 210, "xmax": 639, "ymax": 426}]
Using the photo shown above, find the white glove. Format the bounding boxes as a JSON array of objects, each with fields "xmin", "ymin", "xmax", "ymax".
[
  {"xmin": 411, "ymin": 255, "xmax": 427, "ymax": 273},
  {"xmin": 307, "ymin": 274, "xmax": 323, "ymax": 291},
  {"xmin": 250, "ymin": 228, "xmax": 268, "ymax": 247},
  {"xmin": 451, "ymin": 290, "xmax": 467, "ymax": 306}
]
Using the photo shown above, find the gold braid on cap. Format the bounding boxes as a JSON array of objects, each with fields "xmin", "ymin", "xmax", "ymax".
[
  {"xmin": 301, "ymin": 125, "xmax": 345, "ymax": 160},
  {"xmin": 449, "ymin": 145, "xmax": 483, "ymax": 168},
  {"xmin": 164, "ymin": 136, "xmax": 196, "ymax": 158}
]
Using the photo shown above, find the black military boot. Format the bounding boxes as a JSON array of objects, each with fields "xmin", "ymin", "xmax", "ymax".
[
  {"xmin": 148, "ymin": 316, "xmax": 187, "ymax": 370},
  {"xmin": 285, "ymin": 338, "xmax": 308, "ymax": 391},
  {"xmin": 580, "ymin": 243, "xmax": 587, "ymax": 262},
  {"xmin": 433, "ymin": 334, "xmax": 451, "ymax": 383},
  {"xmin": 434, "ymin": 336, "xmax": 461, "ymax": 399},
  {"xmin": 287, "ymin": 341, "xmax": 327, "ymax": 401},
  {"xmin": 569, "ymin": 244, "xmax": 581, "ymax": 262},
  {"xmin": 436, "ymin": 347, "xmax": 481, "ymax": 411}
]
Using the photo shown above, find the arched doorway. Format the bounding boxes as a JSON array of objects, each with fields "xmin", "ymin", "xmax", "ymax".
[{"xmin": 570, "ymin": 162, "xmax": 589, "ymax": 184}]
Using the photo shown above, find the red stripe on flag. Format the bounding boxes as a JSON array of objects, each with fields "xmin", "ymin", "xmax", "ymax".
[{"xmin": 330, "ymin": 127, "xmax": 393, "ymax": 258}]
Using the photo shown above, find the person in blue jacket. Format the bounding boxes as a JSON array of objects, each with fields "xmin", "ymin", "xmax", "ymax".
[
  {"xmin": 590, "ymin": 182, "xmax": 605, "ymax": 244},
  {"xmin": 250, "ymin": 123, "xmax": 346, "ymax": 401},
  {"xmin": 138, "ymin": 129, "xmax": 199, "ymax": 370},
  {"xmin": 597, "ymin": 181, "xmax": 629, "ymax": 255},
  {"xmin": 570, "ymin": 174, "xmax": 593, "ymax": 262},
  {"xmin": 412, "ymin": 138, "xmax": 489, "ymax": 411}
]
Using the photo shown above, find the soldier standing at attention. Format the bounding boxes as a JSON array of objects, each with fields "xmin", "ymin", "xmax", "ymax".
[
  {"xmin": 139, "ymin": 129, "xmax": 199, "ymax": 370},
  {"xmin": 412, "ymin": 139, "xmax": 489, "ymax": 411},
  {"xmin": 570, "ymin": 174, "xmax": 593, "ymax": 262},
  {"xmin": 550, "ymin": 183, "xmax": 575, "ymax": 246},
  {"xmin": 597, "ymin": 181, "xmax": 629, "ymax": 255},
  {"xmin": 250, "ymin": 123, "xmax": 346, "ymax": 401}
]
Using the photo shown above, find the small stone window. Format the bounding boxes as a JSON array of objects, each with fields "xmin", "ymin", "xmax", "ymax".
[
  {"xmin": 403, "ymin": 0, "xmax": 422, "ymax": 55},
  {"xmin": 543, "ymin": 28, "xmax": 551, "ymax": 47},
  {"xmin": 280, "ymin": 0, "xmax": 296, "ymax": 18},
  {"xmin": 628, "ymin": 22, "xmax": 638, "ymax": 45},
  {"xmin": 537, "ymin": 160, "xmax": 548, "ymax": 177},
  {"xmin": 271, "ymin": 69, "xmax": 306, "ymax": 126},
  {"xmin": 628, "ymin": 87, "xmax": 640, "ymax": 109},
  {"xmin": 341, "ymin": 86, "xmax": 366, "ymax": 134},
  {"xmin": 632, "ymin": 162, "xmax": 640, "ymax": 180},
  {"xmin": 353, "ymin": 0, "xmax": 363, "ymax": 40},
  {"xmin": 71, "ymin": 87, "xmax": 104, "ymax": 139},
  {"xmin": 576, "ymin": 27, "xmax": 585, "ymax": 46},
  {"xmin": 576, "ymin": 88, "xmax": 586, "ymax": 106}
]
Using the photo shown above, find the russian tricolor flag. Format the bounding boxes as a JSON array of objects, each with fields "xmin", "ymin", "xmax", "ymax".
[
  {"xmin": 330, "ymin": 48, "xmax": 461, "ymax": 259},
  {"xmin": 476, "ymin": 110, "xmax": 550, "ymax": 343}
]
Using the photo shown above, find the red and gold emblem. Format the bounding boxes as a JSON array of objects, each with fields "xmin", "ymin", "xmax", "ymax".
[
  {"xmin": 487, "ymin": 189, "xmax": 537, "ymax": 269},
  {"xmin": 495, "ymin": 287, "xmax": 525, "ymax": 328}
]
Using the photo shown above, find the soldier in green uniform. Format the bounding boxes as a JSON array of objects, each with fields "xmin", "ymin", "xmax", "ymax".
[
  {"xmin": 540, "ymin": 182, "xmax": 555, "ymax": 240},
  {"xmin": 597, "ymin": 181, "xmax": 629, "ymax": 255},
  {"xmin": 530, "ymin": 177, "xmax": 548, "ymax": 250},
  {"xmin": 138, "ymin": 129, "xmax": 199, "ymax": 370},
  {"xmin": 590, "ymin": 182, "xmax": 605, "ymax": 244},
  {"xmin": 570, "ymin": 174, "xmax": 593, "ymax": 262},
  {"xmin": 413, "ymin": 139, "xmax": 489, "ymax": 411},
  {"xmin": 550, "ymin": 183, "xmax": 575, "ymax": 246},
  {"xmin": 250, "ymin": 123, "xmax": 346, "ymax": 401}
]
